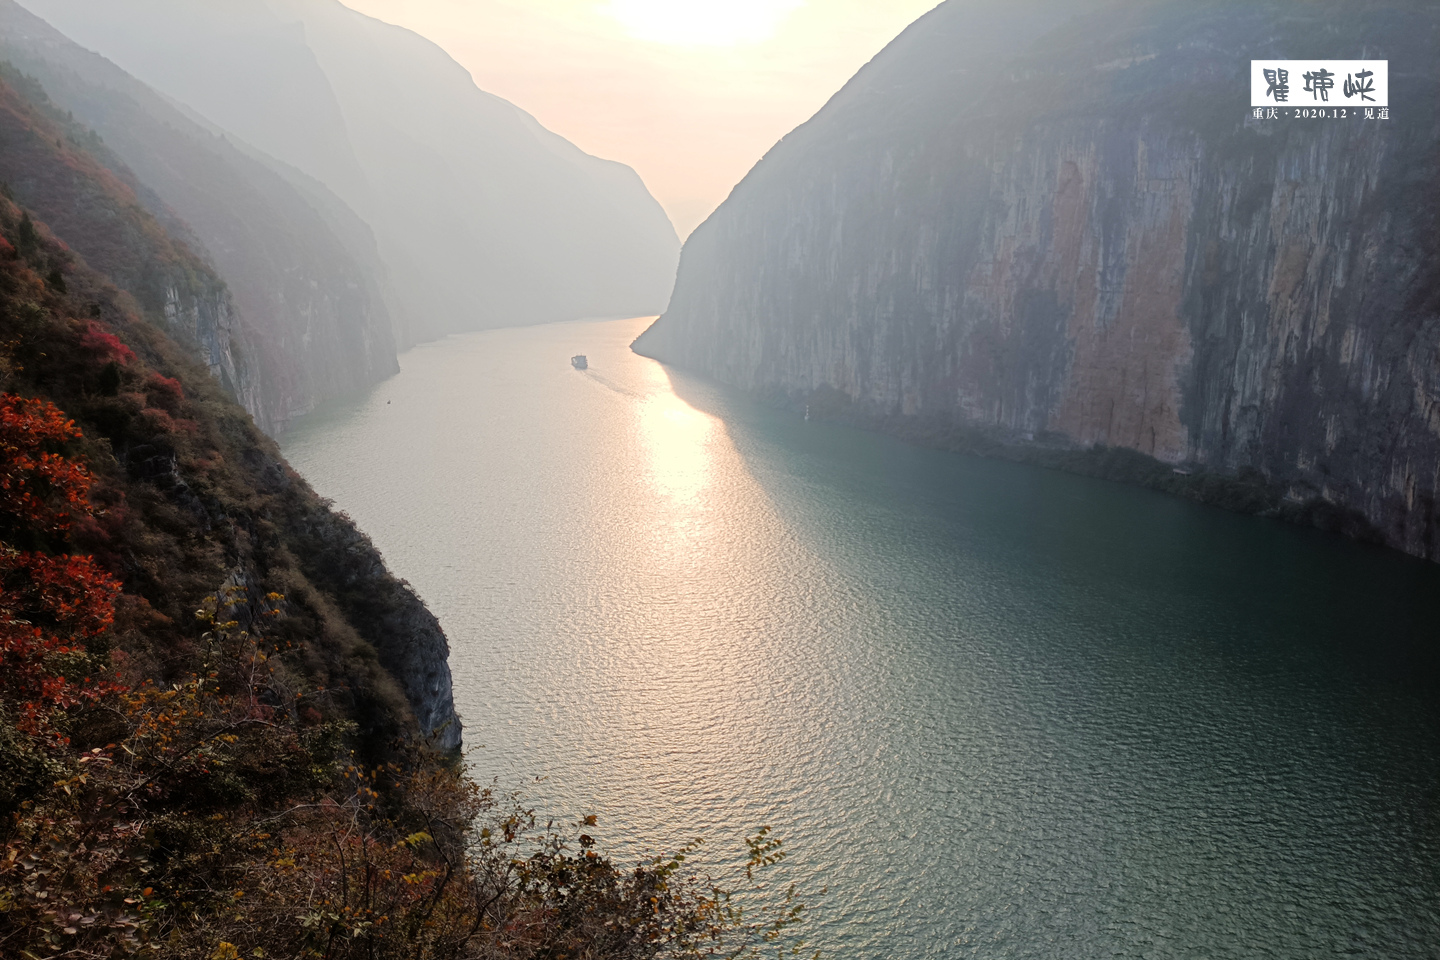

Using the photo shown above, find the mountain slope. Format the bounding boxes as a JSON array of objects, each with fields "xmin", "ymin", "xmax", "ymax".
[
  {"xmin": 0, "ymin": 0, "xmax": 401, "ymax": 435},
  {"xmin": 20, "ymin": 0, "xmax": 681, "ymax": 342},
  {"xmin": 0, "ymin": 65, "xmax": 272, "ymax": 423},
  {"xmin": 0, "ymin": 64, "xmax": 459, "ymax": 749},
  {"xmin": 636, "ymin": 0, "xmax": 1440, "ymax": 559},
  {"xmin": 0, "ymin": 78, "xmax": 722, "ymax": 954},
  {"xmin": 0, "ymin": 115, "xmax": 790, "ymax": 959}
]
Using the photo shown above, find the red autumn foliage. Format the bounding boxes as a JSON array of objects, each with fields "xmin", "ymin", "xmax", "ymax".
[
  {"xmin": 0, "ymin": 550, "xmax": 118, "ymax": 639},
  {"xmin": 78, "ymin": 318, "xmax": 136, "ymax": 366},
  {"xmin": 0, "ymin": 393, "xmax": 93, "ymax": 535},
  {"xmin": 137, "ymin": 405, "xmax": 197, "ymax": 437},
  {"xmin": 144, "ymin": 372, "xmax": 184, "ymax": 412},
  {"xmin": 0, "ymin": 393, "xmax": 124, "ymax": 736}
]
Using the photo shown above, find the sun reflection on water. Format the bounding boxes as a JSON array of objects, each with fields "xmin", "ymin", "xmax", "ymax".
[
  {"xmin": 282, "ymin": 317, "xmax": 1440, "ymax": 959},
  {"xmin": 637, "ymin": 386, "xmax": 719, "ymax": 507}
]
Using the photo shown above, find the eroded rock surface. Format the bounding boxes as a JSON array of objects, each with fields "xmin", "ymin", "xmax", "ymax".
[{"xmin": 637, "ymin": 0, "xmax": 1440, "ymax": 557}]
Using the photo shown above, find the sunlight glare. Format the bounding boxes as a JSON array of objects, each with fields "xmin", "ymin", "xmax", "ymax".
[
  {"xmin": 603, "ymin": 0, "xmax": 805, "ymax": 47},
  {"xmin": 638, "ymin": 396, "xmax": 715, "ymax": 506}
]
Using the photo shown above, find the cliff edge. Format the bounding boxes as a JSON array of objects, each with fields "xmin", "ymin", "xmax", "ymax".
[{"xmin": 636, "ymin": 0, "xmax": 1440, "ymax": 558}]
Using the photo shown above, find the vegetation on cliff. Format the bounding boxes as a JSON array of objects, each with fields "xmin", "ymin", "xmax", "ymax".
[
  {"xmin": 0, "ymin": 59, "xmax": 265, "ymax": 428},
  {"xmin": 0, "ymin": 80, "xmax": 806, "ymax": 960},
  {"xmin": 0, "ymin": 0, "xmax": 405, "ymax": 436}
]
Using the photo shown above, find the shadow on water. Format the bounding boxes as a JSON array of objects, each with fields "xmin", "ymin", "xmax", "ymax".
[
  {"xmin": 658, "ymin": 361, "xmax": 1440, "ymax": 697},
  {"xmin": 653, "ymin": 358, "xmax": 1440, "ymax": 954}
]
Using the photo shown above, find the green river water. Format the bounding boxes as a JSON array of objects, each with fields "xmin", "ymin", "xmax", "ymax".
[{"xmin": 284, "ymin": 316, "xmax": 1440, "ymax": 958}]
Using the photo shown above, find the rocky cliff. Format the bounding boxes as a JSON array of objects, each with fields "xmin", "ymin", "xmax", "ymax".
[
  {"xmin": 0, "ymin": 0, "xmax": 401, "ymax": 435},
  {"xmin": 636, "ymin": 0, "xmax": 1440, "ymax": 558}
]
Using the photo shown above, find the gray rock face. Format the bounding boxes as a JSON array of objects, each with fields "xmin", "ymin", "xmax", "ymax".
[
  {"xmin": 636, "ymin": 0, "xmax": 1440, "ymax": 558},
  {"xmin": 160, "ymin": 277, "xmax": 269, "ymax": 428},
  {"xmin": 0, "ymin": 0, "xmax": 400, "ymax": 435}
]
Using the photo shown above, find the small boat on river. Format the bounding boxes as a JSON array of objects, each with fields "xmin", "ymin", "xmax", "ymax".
[{"xmin": 571, "ymin": 355, "xmax": 588, "ymax": 370}]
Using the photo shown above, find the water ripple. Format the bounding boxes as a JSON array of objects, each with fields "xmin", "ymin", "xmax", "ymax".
[{"xmin": 285, "ymin": 317, "xmax": 1440, "ymax": 959}]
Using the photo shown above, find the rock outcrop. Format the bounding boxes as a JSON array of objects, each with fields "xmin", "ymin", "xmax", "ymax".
[
  {"xmin": 286, "ymin": 503, "xmax": 463, "ymax": 753},
  {"xmin": 636, "ymin": 0, "xmax": 1440, "ymax": 558}
]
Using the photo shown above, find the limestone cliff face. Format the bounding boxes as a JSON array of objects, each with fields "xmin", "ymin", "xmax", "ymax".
[
  {"xmin": 160, "ymin": 276, "xmax": 270, "ymax": 429},
  {"xmin": 636, "ymin": 0, "xmax": 1440, "ymax": 558}
]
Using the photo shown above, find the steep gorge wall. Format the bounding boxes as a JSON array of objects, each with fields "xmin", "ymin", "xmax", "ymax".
[
  {"xmin": 636, "ymin": 0, "xmax": 1440, "ymax": 558},
  {"xmin": 0, "ymin": 0, "xmax": 401, "ymax": 435},
  {"xmin": 0, "ymin": 68, "xmax": 462, "ymax": 747},
  {"xmin": 20, "ymin": 0, "xmax": 681, "ymax": 342}
]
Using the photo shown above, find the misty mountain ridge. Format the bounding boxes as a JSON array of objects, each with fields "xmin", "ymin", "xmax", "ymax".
[
  {"xmin": 0, "ymin": 0, "xmax": 405, "ymax": 435},
  {"xmin": 20, "ymin": 0, "xmax": 681, "ymax": 345}
]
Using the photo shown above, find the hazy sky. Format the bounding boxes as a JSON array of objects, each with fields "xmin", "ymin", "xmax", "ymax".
[{"xmin": 340, "ymin": 0, "xmax": 940, "ymax": 237}]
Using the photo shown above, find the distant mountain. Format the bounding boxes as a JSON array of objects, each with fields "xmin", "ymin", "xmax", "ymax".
[
  {"xmin": 19, "ymin": 0, "xmax": 681, "ymax": 343},
  {"xmin": 635, "ymin": 0, "xmax": 1440, "ymax": 560},
  {"xmin": 0, "ymin": 0, "xmax": 401, "ymax": 435}
]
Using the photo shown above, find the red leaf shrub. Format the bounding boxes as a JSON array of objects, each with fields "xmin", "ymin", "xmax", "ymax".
[
  {"xmin": 0, "ymin": 394, "xmax": 124, "ymax": 735},
  {"xmin": 78, "ymin": 319, "xmax": 135, "ymax": 366},
  {"xmin": 0, "ymin": 393, "xmax": 92, "ymax": 535},
  {"xmin": 144, "ymin": 373, "xmax": 184, "ymax": 412}
]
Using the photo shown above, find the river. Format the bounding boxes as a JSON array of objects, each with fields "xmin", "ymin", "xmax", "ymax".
[{"xmin": 283, "ymin": 315, "xmax": 1440, "ymax": 958}]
